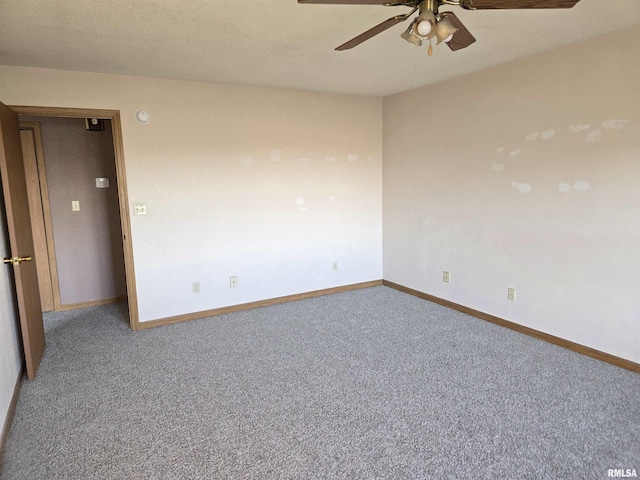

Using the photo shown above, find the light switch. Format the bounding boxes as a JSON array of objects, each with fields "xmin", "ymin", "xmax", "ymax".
[
  {"xmin": 133, "ymin": 203, "xmax": 147, "ymax": 215},
  {"xmin": 72, "ymin": 200, "xmax": 80, "ymax": 212}
]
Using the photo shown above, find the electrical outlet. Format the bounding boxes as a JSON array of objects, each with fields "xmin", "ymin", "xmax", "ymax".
[
  {"xmin": 508, "ymin": 287, "xmax": 516, "ymax": 302},
  {"xmin": 332, "ymin": 261, "xmax": 338, "ymax": 271},
  {"xmin": 443, "ymin": 271, "xmax": 450, "ymax": 284},
  {"xmin": 192, "ymin": 282, "xmax": 200, "ymax": 294},
  {"xmin": 230, "ymin": 276, "xmax": 238, "ymax": 288}
]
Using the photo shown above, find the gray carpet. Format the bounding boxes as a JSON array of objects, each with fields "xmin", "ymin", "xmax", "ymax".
[{"xmin": 1, "ymin": 286, "xmax": 638, "ymax": 479}]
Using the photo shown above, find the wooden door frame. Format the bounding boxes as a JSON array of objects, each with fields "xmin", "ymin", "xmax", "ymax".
[{"xmin": 11, "ymin": 106, "xmax": 140, "ymax": 330}]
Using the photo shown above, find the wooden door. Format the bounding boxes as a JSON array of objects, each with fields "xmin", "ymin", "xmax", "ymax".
[
  {"xmin": 20, "ymin": 125, "xmax": 55, "ymax": 312},
  {"xmin": 0, "ymin": 101, "xmax": 45, "ymax": 380}
]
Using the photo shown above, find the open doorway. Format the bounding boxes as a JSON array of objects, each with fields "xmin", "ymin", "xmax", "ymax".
[
  {"xmin": 12, "ymin": 107, "xmax": 139, "ymax": 330},
  {"xmin": 19, "ymin": 116, "xmax": 127, "ymax": 312}
]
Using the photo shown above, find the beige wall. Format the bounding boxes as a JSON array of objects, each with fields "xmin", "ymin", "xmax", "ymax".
[
  {"xmin": 0, "ymin": 67, "xmax": 383, "ymax": 322},
  {"xmin": 383, "ymin": 26, "xmax": 640, "ymax": 363},
  {"xmin": 1, "ymin": 28, "xmax": 638, "ymax": 365}
]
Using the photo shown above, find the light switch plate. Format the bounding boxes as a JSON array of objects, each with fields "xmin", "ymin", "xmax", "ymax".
[
  {"xmin": 133, "ymin": 203, "xmax": 147, "ymax": 215},
  {"xmin": 72, "ymin": 200, "xmax": 80, "ymax": 212}
]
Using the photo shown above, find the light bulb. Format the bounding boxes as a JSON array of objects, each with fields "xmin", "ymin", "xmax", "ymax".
[{"xmin": 416, "ymin": 20, "xmax": 433, "ymax": 37}]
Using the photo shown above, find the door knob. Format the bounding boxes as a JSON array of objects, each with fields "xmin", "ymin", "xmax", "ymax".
[{"xmin": 3, "ymin": 256, "xmax": 32, "ymax": 265}]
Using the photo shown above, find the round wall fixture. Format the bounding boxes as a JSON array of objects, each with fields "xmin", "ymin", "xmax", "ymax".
[{"xmin": 136, "ymin": 110, "xmax": 151, "ymax": 124}]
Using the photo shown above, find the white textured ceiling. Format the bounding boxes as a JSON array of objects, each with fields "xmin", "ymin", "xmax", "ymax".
[{"xmin": 1, "ymin": 0, "xmax": 639, "ymax": 97}]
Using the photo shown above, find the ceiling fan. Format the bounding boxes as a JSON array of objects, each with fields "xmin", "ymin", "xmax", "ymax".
[{"xmin": 298, "ymin": 0, "xmax": 581, "ymax": 55}]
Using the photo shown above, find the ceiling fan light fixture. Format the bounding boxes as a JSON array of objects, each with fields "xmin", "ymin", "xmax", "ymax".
[
  {"xmin": 416, "ymin": 19, "xmax": 434, "ymax": 37},
  {"xmin": 436, "ymin": 15, "xmax": 458, "ymax": 44},
  {"xmin": 401, "ymin": 23, "xmax": 422, "ymax": 46},
  {"xmin": 414, "ymin": 7, "xmax": 437, "ymax": 40}
]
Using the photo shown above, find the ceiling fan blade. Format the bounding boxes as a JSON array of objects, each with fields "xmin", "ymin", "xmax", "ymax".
[
  {"xmin": 298, "ymin": 0, "xmax": 416, "ymax": 5},
  {"xmin": 460, "ymin": 0, "xmax": 580, "ymax": 9},
  {"xmin": 442, "ymin": 12, "xmax": 476, "ymax": 51},
  {"xmin": 336, "ymin": 14, "xmax": 410, "ymax": 50}
]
